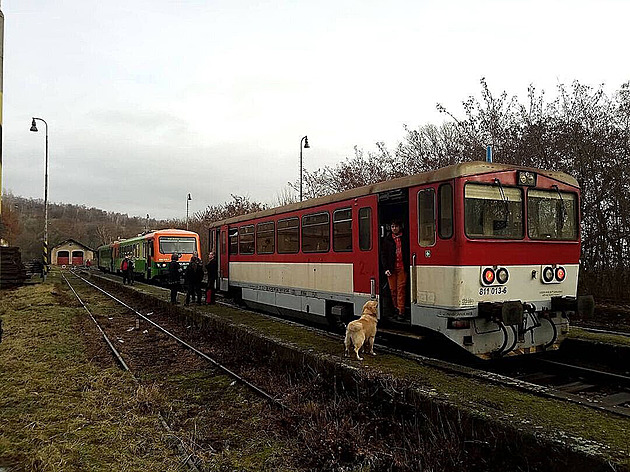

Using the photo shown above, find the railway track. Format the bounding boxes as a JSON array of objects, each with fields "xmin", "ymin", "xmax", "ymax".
[
  {"xmin": 78, "ymin": 269, "xmax": 630, "ymax": 420},
  {"xmin": 65, "ymin": 270, "xmax": 291, "ymax": 412}
]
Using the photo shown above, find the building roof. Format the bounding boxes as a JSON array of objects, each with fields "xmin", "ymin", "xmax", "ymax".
[{"xmin": 52, "ymin": 239, "xmax": 94, "ymax": 252}]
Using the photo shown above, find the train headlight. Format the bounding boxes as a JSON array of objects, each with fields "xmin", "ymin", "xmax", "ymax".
[
  {"xmin": 517, "ymin": 170, "xmax": 537, "ymax": 186},
  {"xmin": 482, "ymin": 267, "xmax": 495, "ymax": 285},
  {"xmin": 496, "ymin": 267, "xmax": 509, "ymax": 284},
  {"xmin": 555, "ymin": 266, "xmax": 566, "ymax": 282},
  {"xmin": 542, "ymin": 266, "xmax": 555, "ymax": 283}
]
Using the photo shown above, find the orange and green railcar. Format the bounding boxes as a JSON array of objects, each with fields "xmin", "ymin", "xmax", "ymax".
[{"xmin": 96, "ymin": 229, "xmax": 201, "ymax": 281}]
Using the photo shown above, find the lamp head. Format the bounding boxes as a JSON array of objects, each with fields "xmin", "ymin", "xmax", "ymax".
[
  {"xmin": 303, "ymin": 136, "xmax": 310, "ymax": 149},
  {"xmin": 187, "ymin": 193, "xmax": 192, "ymax": 200},
  {"xmin": 30, "ymin": 118, "xmax": 38, "ymax": 132}
]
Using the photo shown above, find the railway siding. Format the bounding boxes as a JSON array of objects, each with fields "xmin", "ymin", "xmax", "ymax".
[{"xmin": 90, "ymin": 271, "xmax": 630, "ymax": 471}]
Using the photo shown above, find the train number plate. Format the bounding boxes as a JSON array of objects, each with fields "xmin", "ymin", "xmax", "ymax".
[{"xmin": 478, "ymin": 286, "xmax": 508, "ymax": 296}]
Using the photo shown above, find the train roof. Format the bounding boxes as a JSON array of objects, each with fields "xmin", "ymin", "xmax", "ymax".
[{"xmin": 210, "ymin": 161, "xmax": 579, "ymax": 227}]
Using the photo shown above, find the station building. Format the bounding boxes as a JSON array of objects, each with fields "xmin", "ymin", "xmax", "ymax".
[{"xmin": 51, "ymin": 239, "xmax": 94, "ymax": 266}]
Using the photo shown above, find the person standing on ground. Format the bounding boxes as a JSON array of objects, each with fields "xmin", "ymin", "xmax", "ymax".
[
  {"xmin": 127, "ymin": 257, "xmax": 135, "ymax": 285},
  {"xmin": 193, "ymin": 258, "xmax": 204, "ymax": 304},
  {"xmin": 184, "ymin": 258, "xmax": 199, "ymax": 306},
  {"xmin": 168, "ymin": 253, "xmax": 181, "ymax": 304},
  {"xmin": 121, "ymin": 256, "xmax": 130, "ymax": 285},
  {"xmin": 380, "ymin": 220, "xmax": 409, "ymax": 320},
  {"xmin": 205, "ymin": 252, "xmax": 218, "ymax": 304}
]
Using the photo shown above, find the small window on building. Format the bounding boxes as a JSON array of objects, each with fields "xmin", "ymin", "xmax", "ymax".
[
  {"xmin": 228, "ymin": 228, "xmax": 238, "ymax": 255},
  {"xmin": 239, "ymin": 225, "xmax": 255, "ymax": 254},
  {"xmin": 333, "ymin": 208, "xmax": 353, "ymax": 252},
  {"xmin": 358, "ymin": 207, "xmax": 372, "ymax": 251},
  {"xmin": 302, "ymin": 212, "xmax": 330, "ymax": 253},
  {"xmin": 256, "ymin": 221, "xmax": 275, "ymax": 254},
  {"xmin": 418, "ymin": 188, "xmax": 436, "ymax": 247},
  {"xmin": 438, "ymin": 184, "xmax": 453, "ymax": 239},
  {"xmin": 277, "ymin": 217, "xmax": 299, "ymax": 254}
]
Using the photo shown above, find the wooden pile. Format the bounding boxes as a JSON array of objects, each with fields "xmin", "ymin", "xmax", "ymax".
[{"xmin": 0, "ymin": 247, "xmax": 27, "ymax": 288}]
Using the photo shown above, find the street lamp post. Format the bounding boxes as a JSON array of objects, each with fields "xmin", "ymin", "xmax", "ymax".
[
  {"xmin": 299, "ymin": 135, "xmax": 310, "ymax": 201},
  {"xmin": 186, "ymin": 193, "xmax": 192, "ymax": 230},
  {"xmin": 30, "ymin": 117, "xmax": 49, "ymax": 279}
]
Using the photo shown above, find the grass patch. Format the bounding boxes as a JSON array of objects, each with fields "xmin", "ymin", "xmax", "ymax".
[{"xmin": 0, "ymin": 273, "xmax": 182, "ymax": 470}]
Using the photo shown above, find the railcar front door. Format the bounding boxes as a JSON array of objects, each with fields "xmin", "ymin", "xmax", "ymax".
[{"xmin": 219, "ymin": 225, "xmax": 229, "ymax": 291}]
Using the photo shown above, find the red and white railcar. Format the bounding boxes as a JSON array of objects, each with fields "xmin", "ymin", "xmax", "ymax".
[{"xmin": 208, "ymin": 162, "xmax": 589, "ymax": 358}]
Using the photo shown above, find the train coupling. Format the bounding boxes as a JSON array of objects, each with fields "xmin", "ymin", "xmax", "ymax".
[{"xmin": 478, "ymin": 300, "xmax": 524, "ymax": 326}]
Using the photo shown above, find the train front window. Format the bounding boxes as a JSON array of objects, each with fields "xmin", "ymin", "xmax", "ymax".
[
  {"xmin": 464, "ymin": 183, "xmax": 523, "ymax": 239},
  {"xmin": 158, "ymin": 237, "xmax": 197, "ymax": 254},
  {"xmin": 528, "ymin": 189, "xmax": 578, "ymax": 240}
]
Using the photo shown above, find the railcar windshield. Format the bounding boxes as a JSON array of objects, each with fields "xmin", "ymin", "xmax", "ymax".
[
  {"xmin": 158, "ymin": 237, "xmax": 197, "ymax": 254},
  {"xmin": 464, "ymin": 183, "xmax": 524, "ymax": 239},
  {"xmin": 527, "ymin": 189, "xmax": 578, "ymax": 240}
]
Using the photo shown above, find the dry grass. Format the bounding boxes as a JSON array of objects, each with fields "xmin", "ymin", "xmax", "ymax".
[{"xmin": 0, "ymin": 274, "xmax": 182, "ymax": 471}]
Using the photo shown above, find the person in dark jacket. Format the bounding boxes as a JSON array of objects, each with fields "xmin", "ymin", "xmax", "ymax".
[
  {"xmin": 127, "ymin": 257, "xmax": 135, "ymax": 285},
  {"xmin": 205, "ymin": 252, "xmax": 218, "ymax": 304},
  {"xmin": 185, "ymin": 258, "xmax": 204, "ymax": 305},
  {"xmin": 380, "ymin": 220, "xmax": 409, "ymax": 320},
  {"xmin": 121, "ymin": 256, "xmax": 130, "ymax": 284},
  {"xmin": 168, "ymin": 253, "xmax": 181, "ymax": 304}
]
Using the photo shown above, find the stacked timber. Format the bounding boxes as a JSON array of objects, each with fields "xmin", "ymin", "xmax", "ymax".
[{"xmin": 0, "ymin": 247, "xmax": 27, "ymax": 288}]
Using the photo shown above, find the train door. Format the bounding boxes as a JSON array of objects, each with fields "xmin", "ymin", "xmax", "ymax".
[
  {"xmin": 408, "ymin": 182, "xmax": 454, "ymax": 326},
  {"xmin": 377, "ymin": 188, "xmax": 410, "ymax": 322},
  {"xmin": 145, "ymin": 239, "xmax": 154, "ymax": 279},
  {"xmin": 219, "ymin": 225, "xmax": 229, "ymax": 291}
]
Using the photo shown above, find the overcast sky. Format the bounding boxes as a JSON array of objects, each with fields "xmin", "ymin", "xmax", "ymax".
[{"xmin": 2, "ymin": 0, "xmax": 628, "ymax": 220}]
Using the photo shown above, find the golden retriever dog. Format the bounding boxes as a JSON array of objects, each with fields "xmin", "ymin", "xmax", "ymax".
[{"xmin": 344, "ymin": 300, "xmax": 378, "ymax": 361}]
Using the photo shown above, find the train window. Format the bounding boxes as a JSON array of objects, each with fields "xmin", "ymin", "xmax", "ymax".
[
  {"xmin": 159, "ymin": 236, "xmax": 198, "ymax": 254},
  {"xmin": 333, "ymin": 208, "xmax": 353, "ymax": 252},
  {"xmin": 464, "ymin": 183, "xmax": 523, "ymax": 239},
  {"xmin": 527, "ymin": 189, "xmax": 578, "ymax": 240},
  {"xmin": 302, "ymin": 212, "xmax": 330, "ymax": 253},
  {"xmin": 277, "ymin": 217, "xmax": 299, "ymax": 254},
  {"xmin": 438, "ymin": 184, "xmax": 453, "ymax": 239},
  {"xmin": 220, "ymin": 231, "xmax": 226, "ymax": 255},
  {"xmin": 418, "ymin": 189, "xmax": 436, "ymax": 247},
  {"xmin": 228, "ymin": 229, "xmax": 239, "ymax": 255},
  {"xmin": 256, "ymin": 221, "xmax": 275, "ymax": 254},
  {"xmin": 239, "ymin": 225, "xmax": 255, "ymax": 254},
  {"xmin": 358, "ymin": 207, "xmax": 372, "ymax": 251}
]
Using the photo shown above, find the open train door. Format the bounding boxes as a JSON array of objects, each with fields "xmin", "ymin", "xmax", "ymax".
[
  {"xmin": 377, "ymin": 188, "xmax": 410, "ymax": 321},
  {"xmin": 219, "ymin": 224, "xmax": 229, "ymax": 291}
]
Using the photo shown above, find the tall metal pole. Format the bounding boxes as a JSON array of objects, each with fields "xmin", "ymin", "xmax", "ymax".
[
  {"xmin": 186, "ymin": 193, "xmax": 191, "ymax": 230},
  {"xmin": 30, "ymin": 117, "xmax": 49, "ymax": 279},
  {"xmin": 299, "ymin": 135, "xmax": 309, "ymax": 202},
  {"xmin": 0, "ymin": 4, "xmax": 5, "ymax": 231}
]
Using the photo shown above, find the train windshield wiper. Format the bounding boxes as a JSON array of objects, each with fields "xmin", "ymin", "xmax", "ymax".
[
  {"xmin": 493, "ymin": 178, "xmax": 509, "ymax": 230},
  {"xmin": 552, "ymin": 185, "xmax": 567, "ymax": 229}
]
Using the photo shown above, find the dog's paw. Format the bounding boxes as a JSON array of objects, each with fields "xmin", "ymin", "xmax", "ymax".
[
  {"xmin": 369, "ymin": 352, "xmax": 377, "ymax": 356},
  {"xmin": 356, "ymin": 356, "xmax": 363, "ymax": 361}
]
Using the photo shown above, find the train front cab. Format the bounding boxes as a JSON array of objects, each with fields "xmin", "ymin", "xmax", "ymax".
[
  {"xmin": 402, "ymin": 167, "xmax": 589, "ymax": 358},
  {"xmin": 146, "ymin": 231, "xmax": 201, "ymax": 281}
]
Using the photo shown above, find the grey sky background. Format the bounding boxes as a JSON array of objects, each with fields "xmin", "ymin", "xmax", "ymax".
[{"xmin": 2, "ymin": 0, "xmax": 628, "ymax": 220}]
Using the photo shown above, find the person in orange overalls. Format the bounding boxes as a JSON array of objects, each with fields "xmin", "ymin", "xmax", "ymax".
[{"xmin": 380, "ymin": 220, "xmax": 409, "ymax": 321}]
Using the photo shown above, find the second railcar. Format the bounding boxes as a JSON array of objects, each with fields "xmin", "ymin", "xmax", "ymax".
[{"xmin": 97, "ymin": 229, "xmax": 201, "ymax": 281}]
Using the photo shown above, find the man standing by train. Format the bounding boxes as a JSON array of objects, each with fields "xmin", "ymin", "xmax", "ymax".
[
  {"xmin": 168, "ymin": 253, "xmax": 181, "ymax": 304},
  {"xmin": 381, "ymin": 220, "xmax": 409, "ymax": 321}
]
